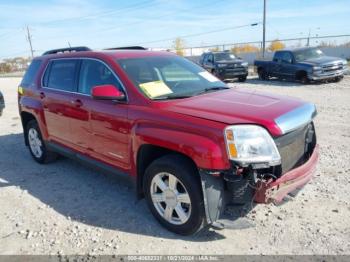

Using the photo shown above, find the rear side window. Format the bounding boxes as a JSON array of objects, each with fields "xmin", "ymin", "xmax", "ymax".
[
  {"xmin": 21, "ymin": 60, "xmax": 42, "ymax": 88},
  {"xmin": 45, "ymin": 59, "xmax": 79, "ymax": 92}
]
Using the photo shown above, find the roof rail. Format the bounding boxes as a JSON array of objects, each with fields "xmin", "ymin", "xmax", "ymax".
[
  {"xmin": 104, "ymin": 46, "xmax": 147, "ymax": 50},
  {"xmin": 42, "ymin": 46, "xmax": 91, "ymax": 55}
]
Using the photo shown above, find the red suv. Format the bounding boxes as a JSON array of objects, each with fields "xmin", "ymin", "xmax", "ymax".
[{"xmin": 18, "ymin": 46, "xmax": 319, "ymax": 235}]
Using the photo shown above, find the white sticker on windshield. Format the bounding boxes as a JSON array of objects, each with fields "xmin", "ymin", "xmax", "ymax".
[{"xmin": 198, "ymin": 71, "xmax": 220, "ymax": 82}]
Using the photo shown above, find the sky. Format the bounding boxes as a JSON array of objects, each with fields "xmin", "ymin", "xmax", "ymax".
[{"xmin": 0, "ymin": 0, "xmax": 350, "ymax": 59}]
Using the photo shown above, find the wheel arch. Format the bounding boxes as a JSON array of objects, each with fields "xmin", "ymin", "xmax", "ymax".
[
  {"xmin": 295, "ymin": 70, "xmax": 308, "ymax": 80},
  {"xmin": 135, "ymin": 144, "xmax": 199, "ymax": 199},
  {"xmin": 20, "ymin": 111, "xmax": 37, "ymax": 146}
]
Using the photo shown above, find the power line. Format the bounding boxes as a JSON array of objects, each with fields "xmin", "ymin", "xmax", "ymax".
[
  {"xmin": 97, "ymin": 0, "xmax": 228, "ymax": 35},
  {"xmin": 136, "ymin": 22, "xmax": 260, "ymax": 46},
  {"xmin": 35, "ymin": 0, "xmax": 156, "ymax": 27}
]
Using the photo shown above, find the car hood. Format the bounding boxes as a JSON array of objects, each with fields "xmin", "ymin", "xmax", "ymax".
[
  {"xmin": 164, "ymin": 88, "xmax": 316, "ymax": 136},
  {"xmin": 301, "ymin": 56, "xmax": 344, "ymax": 66}
]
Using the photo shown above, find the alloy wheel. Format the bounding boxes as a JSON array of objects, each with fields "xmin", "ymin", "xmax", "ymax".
[{"xmin": 150, "ymin": 172, "xmax": 191, "ymax": 225}]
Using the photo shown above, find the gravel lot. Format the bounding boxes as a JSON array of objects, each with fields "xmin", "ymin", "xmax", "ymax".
[{"xmin": 0, "ymin": 76, "xmax": 349, "ymax": 255}]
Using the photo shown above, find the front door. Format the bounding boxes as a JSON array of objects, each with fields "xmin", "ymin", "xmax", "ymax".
[{"xmin": 73, "ymin": 58, "xmax": 130, "ymax": 170}]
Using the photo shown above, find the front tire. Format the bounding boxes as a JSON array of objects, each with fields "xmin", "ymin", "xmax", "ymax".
[
  {"xmin": 144, "ymin": 155, "xmax": 205, "ymax": 235},
  {"xmin": 238, "ymin": 75, "xmax": 247, "ymax": 82},
  {"xmin": 300, "ymin": 74, "xmax": 310, "ymax": 84},
  {"xmin": 26, "ymin": 120, "xmax": 57, "ymax": 164}
]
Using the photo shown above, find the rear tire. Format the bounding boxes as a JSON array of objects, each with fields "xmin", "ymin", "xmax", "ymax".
[
  {"xmin": 258, "ymin": 68, "xmax": 268, "ymax": 80},
  {"xmin": 143, "ymin": 155, "xmax": 205, "ymax": 235},
  {"xmin": 334, "ymin": 76, "xmax": 343, "ymax": 82},
  {"xmin": 26, "ymin": 120, "xmax": 57, "ymax": 164}
]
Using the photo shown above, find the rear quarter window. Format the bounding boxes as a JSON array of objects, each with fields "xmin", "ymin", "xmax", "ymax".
[{"xmin": 20, "ymin": 60, "xmax": 42, "ymax": 88}]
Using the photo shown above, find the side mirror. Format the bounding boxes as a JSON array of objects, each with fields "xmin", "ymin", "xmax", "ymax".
[{"xmin": 92, "ymin": 85, "xmax": 125, "ymax": 101}]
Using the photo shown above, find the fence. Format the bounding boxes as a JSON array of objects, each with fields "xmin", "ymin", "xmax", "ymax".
[{"xmin": 152, "ymin": 34, "xmax": 350, "ymax": 64}]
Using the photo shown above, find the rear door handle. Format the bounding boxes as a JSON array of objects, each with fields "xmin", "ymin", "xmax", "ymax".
[{"xmin": 71, "ymin": 99, "xmax": 83, "ymax": 107}]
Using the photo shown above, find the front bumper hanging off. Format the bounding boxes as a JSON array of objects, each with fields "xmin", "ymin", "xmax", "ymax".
[
  {"xmin": 200, "ymin": 144, "xmax": 319, "ymax": 226},
  {"xmin": 254, "ymin": 144, "xmax": 319, "ymax": 204}
]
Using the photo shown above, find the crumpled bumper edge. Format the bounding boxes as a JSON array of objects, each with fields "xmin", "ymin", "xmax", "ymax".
[{"xmin": 254, "ymin": 144, "xmax": 319, "ymax": 204}]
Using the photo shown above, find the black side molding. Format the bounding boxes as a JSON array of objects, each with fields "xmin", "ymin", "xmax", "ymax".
[{"xmin": 46, "ymin": 141, "xmax": 134, "ymax": 185}]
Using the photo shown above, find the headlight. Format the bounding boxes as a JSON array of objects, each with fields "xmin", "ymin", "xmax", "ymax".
[
  {"xmin": 224, "ymin": 125, "xmax": 281, "ymax": 166},
  {"xmin": 241, "ymin": 62, "xmax": 248, "ymax": 67},
  {"xmin": 313, "ymin": 66, "xmax": 322, "ymax": 72},
  {"xmin": 217, "ymin": 64, "xmax": 227, "ymax": 68}
]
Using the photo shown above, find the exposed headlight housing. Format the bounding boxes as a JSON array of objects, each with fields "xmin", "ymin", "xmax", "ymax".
[
  {"xmin": 217, "ymin": 63, "xmax": 227, "ymax": 68},
  {"xmin": 224, "ymin": 125, "xmax": 281, "ymax": 166},
  {"xmin": 241, "ymin": 62, "xmax": 248, "ymax": 67}
]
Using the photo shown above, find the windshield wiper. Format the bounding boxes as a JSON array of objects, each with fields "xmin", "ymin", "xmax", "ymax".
[
  {"xmin": 196, "ymin": 86, "xmax": 230, "ymax": 95},
  {"xmin": 153, "ymin": 94, "xmax": 193, "ymax": 100}
]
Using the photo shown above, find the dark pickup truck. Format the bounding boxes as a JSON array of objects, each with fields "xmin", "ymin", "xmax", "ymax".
[{"xmin": 254, "ymin": 47, "xmax": 348, "ymax": 83}]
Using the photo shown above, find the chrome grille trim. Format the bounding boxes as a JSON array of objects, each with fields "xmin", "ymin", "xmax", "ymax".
[{"xmin": 275, "ymin": 103, "xmax": 317, "ymax": 135}]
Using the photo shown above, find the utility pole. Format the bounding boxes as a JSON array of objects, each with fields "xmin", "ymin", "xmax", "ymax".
[
  {"xmin": 262, "ymin": 0, "xmax": 266, "ymax": 58},
  {"xmin": 307, "ymin": 28, "xmax": 311, "ymax": 47},
  {"xmin": 26, "ymin": 26, "xmax": 34, "ymax": 58}
]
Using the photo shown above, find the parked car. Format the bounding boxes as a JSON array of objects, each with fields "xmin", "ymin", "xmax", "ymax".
[
  {"xmin": 199, "ymin": 51, "xmax": 248, "ymax": 82},
  {"xmin": 18, "ymin": 46, "xmax": 319, "ymax": 235},
  {"xmin": 0, "ymin": 90, "xmax": 4, "ymax": 116},
  {"xmin": 254, "ymin": 47, "xmax": 348, "ymax": 83}
]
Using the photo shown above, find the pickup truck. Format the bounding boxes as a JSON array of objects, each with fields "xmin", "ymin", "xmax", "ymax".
[
  {"xmin": 254, "ymin": 47, "xmax": 348, "ymax": 83},
  {"xmin": 18, "ymin": 46, "xmax": 319, "ymax": 235}
]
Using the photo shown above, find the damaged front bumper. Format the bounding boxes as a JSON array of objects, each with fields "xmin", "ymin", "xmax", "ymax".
[
  {"xmin": 254, "ymin": 144, "xmax": 319, "ymax": 204},
  {"xmin": 199, "ymin": 144, "xmax": 319, "ymax": 226}
]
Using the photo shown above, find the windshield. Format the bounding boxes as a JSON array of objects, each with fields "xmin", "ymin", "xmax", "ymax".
[
  {"xmin": 214, "ymin": 52, "xmax": 236, "ymax": 62},
  {"xmin": 116, "ymin": 56, "xmax": 227, "ymax": 100},
  {"xmin": 294, "ymin": 48, "xmax": 324, "ymax": 62}
]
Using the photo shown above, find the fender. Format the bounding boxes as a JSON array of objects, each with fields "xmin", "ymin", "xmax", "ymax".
[
  {"xmin": 132, "ymin": 124, "xmax": 230, "ymax": 172},
  {"xmin": 19, "ymin": 96, "xmax": 49, "ymax": 140}
]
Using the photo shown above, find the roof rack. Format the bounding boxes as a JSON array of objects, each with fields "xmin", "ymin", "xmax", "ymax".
[
  {"xmin": 42, "ymin": 46, "xmax": 92, "ymax": 55},
  {"xmin": 104, "ymin": 46, "xmax": 147, "ymax": 50}
]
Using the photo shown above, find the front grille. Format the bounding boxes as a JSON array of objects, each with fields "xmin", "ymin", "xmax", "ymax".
[
  {"xmin": 322, "ymin": 63, "xmax": 343, "ymax": 73},
  {"xmin": 226, "ymin": 63, "xmax": 243, "ymax": 70},
  {"xmin": 274, "ymin": 122, "xmax": 316, "ymax": 174}
]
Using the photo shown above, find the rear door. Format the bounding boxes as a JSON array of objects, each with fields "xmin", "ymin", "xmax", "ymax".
[{"xmin": 41, "ymin": 59, "xmax": 80, "ymax": 145}]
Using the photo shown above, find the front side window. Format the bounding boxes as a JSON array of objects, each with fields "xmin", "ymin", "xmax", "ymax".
[
  {"xmin": 273, "ymin": 52, "xmax": 282, "ymax": 62},
  {"xmin": 117, "ymin": 55, "xmax": 227, "ymax": 100},
  {"xmin": 281, "ymin": 52, "xmax": 293, "ymax": 63},
  {"xmin": 78, "ymin": 59, "xmax": 122, "ymax": 95},
  {"xmin": 46, "ymin": 59, "xmax": 79, "ymax": 92}
]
